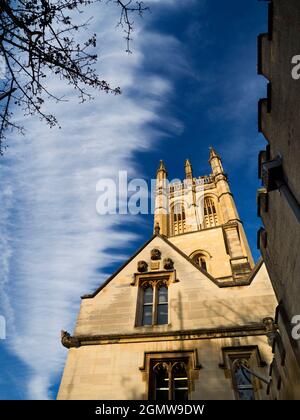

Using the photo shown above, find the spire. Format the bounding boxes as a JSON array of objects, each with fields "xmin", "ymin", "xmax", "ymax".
[
  {"xmin": 184, "ymin": 159, "xmax": 193, "ymax": 180},
  {"xmin": 156, "ymin": 160, "xmax": 167, "ymax": 180},
  {"xmin": 154, "ymin": 160, "xmax": 168, "ymax": 236},
  {"xmin": 209, "ymin": 146, "xmax": 220, "ymax": 162},
  {"xmin": 157, "ymin": 159, "xmax": 166, "ymax": 173}
]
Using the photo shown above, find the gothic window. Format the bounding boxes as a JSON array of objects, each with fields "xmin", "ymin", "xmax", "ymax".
[
  {"xmin": 151, "ymin": 360, "xmax": 189, "ymax": 401},
  {"xmin": 173, "ymin": 361, "xmax": 189, "ymax": 400},
  {"xmin": 221, "ymin": 346, "xmax": 266, "ymax": 401},
  {"xmin": 203, "ymin": 197, "xmax": 218, "ymax": 228},
  {"xmin": 139, "ymin": 280, "xmax": 169, "ymax": 326},
  {"xmin": 157, "ymin": 285, "xmax": 168, "ymax": 325},
  {"xmin": 153, "ymin": 363, "xmax": 169, "ymax": 400},
  {"xmin": 142, "ymin": 286, "xmax": 153, "ymax": 326},
  {"xmin": 231, "ymin": 359, "xmax": 255, "ymax": 400},
  {"xmin": 171, "ymin": 202, "xmax": 186, "ymax": 235}
]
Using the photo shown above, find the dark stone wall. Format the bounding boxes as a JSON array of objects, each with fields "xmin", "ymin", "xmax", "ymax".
[{"xmin": 257, "ymin": 0, "xmax": 300, "ymax": 399}]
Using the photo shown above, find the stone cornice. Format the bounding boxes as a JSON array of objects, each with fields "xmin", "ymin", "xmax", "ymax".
[{"xmin": 61, "ymin": 323, "xmax": 268, "ymax": 349}]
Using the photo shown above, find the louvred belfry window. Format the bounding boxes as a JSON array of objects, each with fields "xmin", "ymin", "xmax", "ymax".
[
  {"xmin": 172, "ymin": 202, "xmax": 186, "ymax": 235},
  {"xmin": 203, "ymin": 197, "xmax": 218, "ymax": 228}
]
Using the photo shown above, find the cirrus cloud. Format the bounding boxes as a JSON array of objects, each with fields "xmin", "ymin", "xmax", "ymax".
[{"xmin": 0, "ymin": 1, "xmax": 196, "ymax": 399}]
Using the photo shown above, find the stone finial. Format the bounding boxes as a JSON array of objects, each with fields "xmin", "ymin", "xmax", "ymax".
[
  {"xmin": 157, "ymin": 159, "xmax": 167, "ymax": 173},
  {"xmin": 154, "ymin": 222, "xmax": 160, "ymax": 235},
  {"xmin": 156, "ymin": 160, "xmax": 167, "ymax": 180},
  {"xmin": 184, "ymin": 159, "xmax": 193, "ymax": 180},
  {"xmin": 209, "ymin": 146, "xmax": 219, "ymax": 160},
  {"xmin": 209, "ymin": 146, "xmax": 224, "ymax": 176},
  {"xmin": 137, "ymin": 260, "xmax": 148, "ymax": 273}
]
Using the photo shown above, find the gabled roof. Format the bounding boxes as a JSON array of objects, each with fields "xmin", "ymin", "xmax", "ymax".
[{"xmin": 81, "ymin": 233, "xmax": 263, "ymax": 299}]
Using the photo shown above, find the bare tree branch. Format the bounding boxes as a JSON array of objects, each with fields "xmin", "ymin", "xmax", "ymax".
[{"xmin": 0, "ymin": 0, "xmax": 148, "ymax": 154}]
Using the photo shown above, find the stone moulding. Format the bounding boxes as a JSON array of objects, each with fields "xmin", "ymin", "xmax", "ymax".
[
  {"xmin": 130, "ymin": 269, "xmax": 178, "ymax": 287},
  {"xmin": 60, "ymin": 323, "xmax": 268, "ymax": 349},
  {"xmin": 139, "ymin": 348, "xmax": 203, "ymax": 372}
]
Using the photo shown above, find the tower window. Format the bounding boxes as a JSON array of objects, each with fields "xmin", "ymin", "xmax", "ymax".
[
  {"xmin": 191, "ymin": 253, "xmax": 208, "ymax": 272},
  {"xmin": 203, "ymin": 197, "xmax": 218, "ymax": 228},
  {"xmin": 151, "ymin": 360, "xmax": 189, "ymax": 401},
  {"xmin": 139, "ymin": 280, "xmax": 169, "ymax": 326},
  {"xmin": 171, "ymin": 203, "xmax": 186, "ymax": 235}
]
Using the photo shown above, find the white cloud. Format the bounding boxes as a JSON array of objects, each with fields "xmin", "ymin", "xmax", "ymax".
[{"xmin": 0, "ymin": 1, "xmax": 192, "ymax": 399}]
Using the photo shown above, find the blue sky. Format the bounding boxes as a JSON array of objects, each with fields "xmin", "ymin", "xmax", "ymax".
[{"xmin": 0, "ymin": 0, "xmax": 268, "ymax": 399}]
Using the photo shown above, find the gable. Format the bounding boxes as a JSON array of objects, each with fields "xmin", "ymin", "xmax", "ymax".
[
  {"xmin": 81, "ymin": 234, "xmax": 215, "ymax": 299},
  {"xmin": 74, "ymin": 236, "xmax": 277, "ymax": 338}
]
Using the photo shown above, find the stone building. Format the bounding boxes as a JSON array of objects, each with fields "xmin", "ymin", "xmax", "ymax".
[
  {"xmin": 257, "ymin": 0, "xmax": 300, "ymax": 399},
  {"xmin": 57, "ymin": 149, "xmax": 277, "ymax": 400}
]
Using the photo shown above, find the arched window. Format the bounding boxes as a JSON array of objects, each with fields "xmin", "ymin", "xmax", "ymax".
[
  {"xmin": 140, "ymin": 280, "xmax": 168, "ymax": 326},
  {"xmin": 232, "ymin": 359, "xmax": 255, "ymax": 400},
  {"xmin": 192, "ymin": 254, "xmax": 207, "ymax": 271},
  {"xmin": 152, "ymin": 360, "xmax": 189, "ymax": 401},
  {"xmin": 172, "ymin": 202, "xmax": 186, "ymax": 235},
  {"xmin": 153, "ymin": 363, "xmax": 169, "ymax": 401},
  {"xmin": 221, "ymin": 347, "xmax": 264, "ymax": 401},
  {"xmin": 203, "ymin": 197, "xmax": 218, "ymax": 228},
  {"xmin": 172, "ymin": 362, "xmax": 189, "ymax": 401}
]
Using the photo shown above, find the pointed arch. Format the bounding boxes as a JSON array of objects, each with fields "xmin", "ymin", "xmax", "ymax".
[
  {"xmin": 203, "ymin": 196, "xmax": 219, "ymax": 228},
  {"xmin": 170, "ymin": 201, "xmax": 186, "ymax": 235}
]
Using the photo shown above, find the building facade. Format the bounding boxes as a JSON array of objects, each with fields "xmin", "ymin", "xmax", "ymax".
[
  {"xmin": 257, "ymin": 0, "xmax": 300, "ymax": 399},
  {"xmin": 57, "ymin": 150, "xmax": 277, "ymax": 400}
]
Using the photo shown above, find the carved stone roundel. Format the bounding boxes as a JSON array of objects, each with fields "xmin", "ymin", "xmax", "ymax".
[
  {"xmin": 163, "ymin": 258, "xmax": 174, "ymax": 270},
  {"xmin": 151, "ymin": 248, "xmax": 161, "ymax": 260},
  {"xmin": 137, "ymin": 260, "xmax": 148, "ymax": 273}
]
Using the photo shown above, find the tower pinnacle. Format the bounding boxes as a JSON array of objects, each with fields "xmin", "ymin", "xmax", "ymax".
[
  {"xmin": 209, "ymin": 146, "xmax": 219, "ymax": 158},
  {"xmin": 184, "ymin": 159, "xmax": 193, "ymax": 180},
  {"xmin": 157, "ymin": 160, "xmax": 167, "ymax": 176},
  {"xmin": 209, "ymin": 147, "xmax": 224, "ymax": 175},
  {"xmin": 154, "ymin": 160, "xmax": 168, "ymax": 236}
]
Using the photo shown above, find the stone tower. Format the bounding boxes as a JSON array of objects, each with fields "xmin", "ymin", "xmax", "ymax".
[
  {"xmin": 57, "ymin": 149, "xmax": 277, "ymax": 400},
  {"xmin": 154, "ymin": 148, "xmax": 254, "ymax": 283}
]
